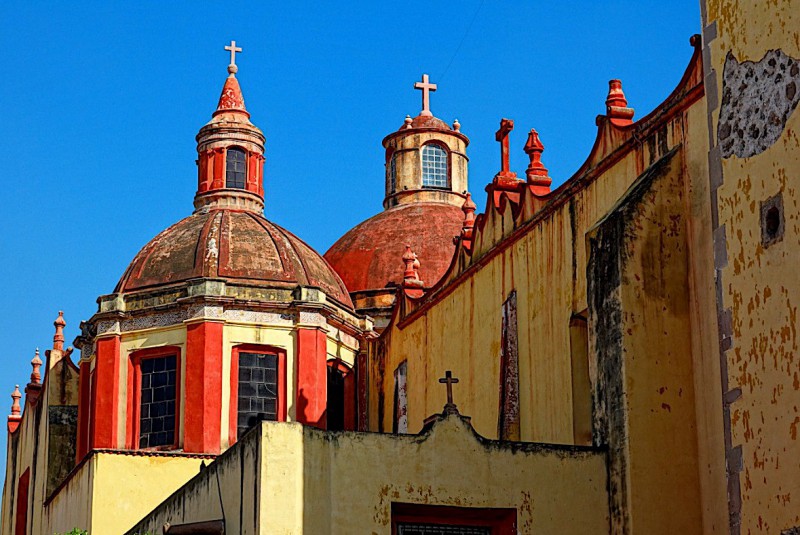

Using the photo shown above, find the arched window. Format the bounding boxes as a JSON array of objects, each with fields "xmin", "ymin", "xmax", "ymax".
[
  {"xmin": 226, "ymin": 147, "xmax": 247, "ymax": 189},
  {"xmin": 421, "ymin": 144, "xmax": 448, "ymax": 188},
  {"xmin": 389, "ymin": 153, "xmax": 397, "ymax": 194}
]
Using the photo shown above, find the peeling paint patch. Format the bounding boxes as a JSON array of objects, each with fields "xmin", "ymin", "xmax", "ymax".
[{"xmin": 718, "ymin": 49, "xmax": 800, "ymax": 158}]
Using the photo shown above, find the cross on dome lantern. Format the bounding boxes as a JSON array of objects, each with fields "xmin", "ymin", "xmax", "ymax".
[
  {"xmin": 225, "ymin": 40, "xmax": 243, "ymax": 75},
  {"xmin": 414, "ymin": 73, "xmax": 438, "ymax": 117}
]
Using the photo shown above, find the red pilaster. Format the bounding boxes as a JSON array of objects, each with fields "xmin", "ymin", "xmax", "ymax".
[
  {"xmin": 246, "ymin": 151, "xmax": 257, "ymax": 193},
  {"xmin": 295, "ymin": 328, "xmax": 328, "ymax": 428},
  {"xmin": 75, "ymin": 360, "xmax": 91, "ymax": 461},
  {"xmin": 257, "ymin": 154, "xmax": 264, "ymax": 197},
  {"xmin": 185, "ymin": 321, "xmax": 223, "ymax": 453},
  {"xmin": 91, "ymin": 335, "xmax": 120, "ymax": 449},
  {"xmin": 212, "ymin": 148, "xmax": 225, "ymax": 189}
]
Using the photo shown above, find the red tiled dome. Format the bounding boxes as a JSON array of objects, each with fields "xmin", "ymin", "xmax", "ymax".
[
  {"xmin": 116, "ymin": 209, "xmax": 353, "ymax": 309},
  {"xmin": 399, "ymin": 114, "xmax": 452, "ymax": 131},
  {"xmin": 324, "ymin": 202, "xmax": 463, "ymax": 293}
]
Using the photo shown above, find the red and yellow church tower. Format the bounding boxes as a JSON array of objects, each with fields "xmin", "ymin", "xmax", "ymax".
[{"xmin": 2, "ymin": 42, "xmax": 370, "ymax": 535}]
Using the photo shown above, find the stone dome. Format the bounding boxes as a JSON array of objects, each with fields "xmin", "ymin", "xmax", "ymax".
[
  {"xmin": 116, "ymin": 209, "xmax": 354, "ymax": 309},
  {"xmin": 397, "ymin": 114, "xmax": 453, "ymax": 132},
  {"xmin": 324, "ymin": 202, "xmax": 463, "ymax": 293}
]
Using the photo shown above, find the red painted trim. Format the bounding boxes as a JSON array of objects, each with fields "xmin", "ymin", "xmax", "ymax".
[
  {"xmin": 356, "ymin": 352, "xmax": 368, "ymax": 431},
  {"xmin": 391, "ymin": 503, "xmax": 516, "ymax": 535},
  {"xmin": 295, "ymin": 328, "xmax": 328, "ymax": 428},
  {"xmin": 14, "ymin": 468, "xmax": 30, "ymax": 535},
  {"xmin": 185, "ymin": 322, "xmax": 223, "ymax": 454},
  {"xmin": 92, "ymin": 335, "xmax": 120, "ymax": 449},
  {"xmin": 228, "ymin": 344, "xmax": 287, "ymax": 445},
  {"xmin": 76, "ymin": 360, "xmax": 91, "ymax": 461},
  {"xmin": 212, "ymin": 148, "xmax": 225, "ymax": 189},
  {"xmin": 327, "ymin": 359, "xmax": 356, "ymax": 431},
  {"xmin": 88, "ymin": 369, "xmax": 96, "ymax": 449},
  {"xmin": 125, "ymin": 346, "xmax": 182, "ymax": 450}
]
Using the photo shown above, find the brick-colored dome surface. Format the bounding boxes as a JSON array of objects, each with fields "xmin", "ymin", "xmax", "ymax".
[
  {"xmin": 116, "ymin": 209, "xmax": 353, "ymax": 308},
  {"xmin": 399, "ymin": 114, "xmax": 452, "ymax": 131},
  {"xmin": 324, "ymin": 202, "xmax": 463, "ymax": 293}
]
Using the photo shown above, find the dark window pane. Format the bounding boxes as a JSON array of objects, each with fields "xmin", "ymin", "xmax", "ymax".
[
  {"xmin": 226, "ymin": 148, "xmax": 247, "ymax": 189},
  {"xmin": 237, "ymin": 352, "xmax": 279, "ymax": 439},
  {"xmin": 139, "ymin": 355, "xmax": 177, "ymax": 448},
  {"xmin": 397, "ymin": 524, "xmax": 490, "ymax": 535}
]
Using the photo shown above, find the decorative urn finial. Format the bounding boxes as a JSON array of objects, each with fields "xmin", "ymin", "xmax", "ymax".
[
  {"xmin": 10, "ymin": 385, "xmax": 21, "ymax": 417},
  {"xmin": 524, "ymin": 129, "xmax": 552, "ymax": 195},
  {"xmin": 605, "ymin": 79, "xmax": 635, "ymax": 126},
  {"xmin": 30, "ymin": 348, "xmax": 42, "ymax": 385},
  {"xmin": 53, "ymin": 311, "xmax": 65, "ymax": 351}
]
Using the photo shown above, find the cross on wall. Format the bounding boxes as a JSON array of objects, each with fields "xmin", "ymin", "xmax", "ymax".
[{"xmin": 439, "ymin": 370, "xmax": 459, "ymax": 409}]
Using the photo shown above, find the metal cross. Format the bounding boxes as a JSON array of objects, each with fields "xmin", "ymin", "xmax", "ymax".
[
  {"xmin": 414, "ymin": 74, "xmax": 438, "ymax": 117},
  {"xmin": 495, "ymin": 118, "xmax": 515, "ymax": 175},
  {"xmin": 225, "ymin": 40, "xmax": 243, "ymax": 66},
  {"xmin": 439, "ymin": 370, "xmax": 459, "ymax": 406}
]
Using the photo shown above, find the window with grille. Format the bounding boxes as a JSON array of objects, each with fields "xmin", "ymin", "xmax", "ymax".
[
  {"xmin": 397, "ymin": 525, "xmax": 490, "ymax": 535},
  {"xmin": 139, "ymin": 355, "xmax": 177, "ymax": 448},
  {"xmin": 389, "ymin": 153, "xmax": 397, "ymax": 193},
  {"xmin": 392, "ymin": 503, "xmax": 515, "ymax": 534},
  {"xmin": 421, "ymin": 144, "xmax": 448, "ymax": 188},
  {"xmin": 226, "ymin": 147, "xmax": 247, "ymax": 189},
  {"xmin": 237, "ymin": 352, "xmax": 279, "ymax": 438}
]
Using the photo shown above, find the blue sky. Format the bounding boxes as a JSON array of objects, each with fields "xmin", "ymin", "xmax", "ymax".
[{"xmin": 0, "ymin": 1, "xmax": 700, "ymax": 469}]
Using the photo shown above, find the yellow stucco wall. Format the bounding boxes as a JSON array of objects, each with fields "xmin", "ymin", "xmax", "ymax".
[
  {"xmin": 39, "ymin": 452, "xmax": 206, "ymax": 535},
  {"xmin": 374, "ymin": 89, "xmax": 708, "ymax": 447},
  {"xmin": 127, "ymin": 416, "xmax": 609, "ymax": 534},
  {"xmin": 587, "ymin": 146, "xmax": 705, "ymax": 532},
  {"xmin": 704, "ymin": 0, "xmax": 800, "ymax": 531}
]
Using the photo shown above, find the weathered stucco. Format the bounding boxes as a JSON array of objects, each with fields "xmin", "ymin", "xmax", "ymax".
[
  {"xmin": 703, "ymin": 0, "xmax": 800, "ymax": 532},
  {"xmin": 127, "ymin": 415, "xmax": 609, "ymax": 534}
]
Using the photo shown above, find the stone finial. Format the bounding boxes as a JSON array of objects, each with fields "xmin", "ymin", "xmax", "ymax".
[
  {"xmin": 30, "ymin": 348, "xmax": 42, "ymax": 385},
  {"xmin": 10, "ymin": 385, "xmax": 21, "ymax": 417},
  {"xmin": 453, "ymin": 118, "xmax": 461, "ymax": 132},
  {"xmin": 402, "ymin": 245, "xmax": 417, "ymax": 280},
  {"xmin": 605, "ymin": 79, "xmax": 635, "ymax": 126},
  {"xmin": 461, "ymin": 193, "xmax": 476, "ymax": 231},
  {"xmin": 53, "ymin": 311, "xmax": 66, "ymax": 351},
  {"xmin": 402, "ymin": 245, "xmax": 424, "ymax": 289},
  {"xmin": 404, "ymin": 115, "xmax": 413, "ymax": 129},
  {"xmin": 524, "ymin": 129, "xmax": 552, "ymax": 195}
]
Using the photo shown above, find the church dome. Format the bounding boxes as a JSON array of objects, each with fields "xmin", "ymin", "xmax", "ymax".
[
  {"xmin": 324, "ymin": 202, "xmax": 463, "ymax": 293},
  {"xmin": 117, "ymin": 209, "xmax": 354, "ymax": 308},
  {"xmin": 398, "ymin": 114, "xmax": 453, "ymax": 132}
]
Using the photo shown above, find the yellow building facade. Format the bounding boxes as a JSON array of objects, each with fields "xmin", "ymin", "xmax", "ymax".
[{"xmin": 2, "ymin": 2, "xmax": 799, "ymax": 533}]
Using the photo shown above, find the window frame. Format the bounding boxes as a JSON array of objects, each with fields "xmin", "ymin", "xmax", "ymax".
[
  {"xmin": 229, "ymin": 344, "xmax": 287, "ymax": 445},
  {"xmin": 326, "ymin": 358, "xmax": 356, "ymax": 431},
  {"xmin": 225, "ymin": 146, "xmax": 248, "ymax": 189},
  {"xmin": 391, "ymin": 503, "xmax": 517, "ymax": 535},
  {"xmin": 126, "ymin": 345, "xmax": 182, "ymax": 451},
  {"xmin": 420, "ymin": 142, "xmax": 450, "ymax": 190}
]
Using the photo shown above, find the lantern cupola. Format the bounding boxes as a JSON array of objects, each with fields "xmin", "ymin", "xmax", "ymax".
[
  {"xmin": 194, "ymin": 41, "xmax": 266, "ymax": 214},
  {"xmin": 381, "ymin": 74, "xmax": 469, "ymax": 210}
]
